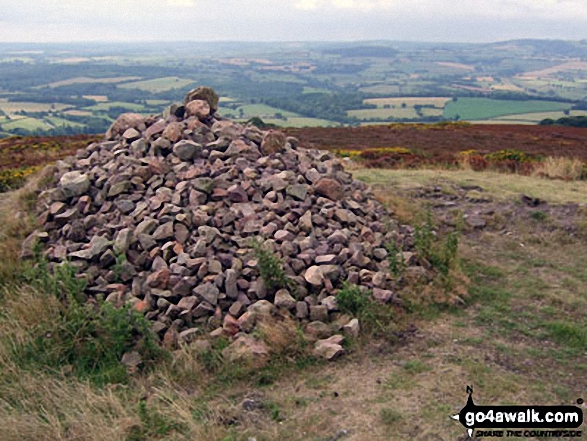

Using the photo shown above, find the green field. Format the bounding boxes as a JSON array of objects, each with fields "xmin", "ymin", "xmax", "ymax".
[
  {"xmin": 84, "ymin": 101, "xmax": 145, "ymax": 112},
  {"xmin": 0, "ymin": 117, "xmax": 48, "ymax": 131},
  {"xmin": 495, "ymin": 110, "xmax": 587, "ymax": 122},
  {"xmin": 443, "ymin": 98, "xmax": 572, "ymax": 120},
  {"xmin": 0, "ymin": 100, "xmax": 70, "ymax": 115},
  {"xmin": 348, "ymin": 107, "xmax": 419, "ymax": 120},
  {"xmin": 45, "ymin": 116, "xmax": 86, "ymax": 128},
  {"xmin": 44, "ymin": 76, "xmax": 142, "ymax": 88},
  {"xmin": 219, "ymin": 103, "xmax": 300, "ymax": 119},
  {"xmin": 358, "ymin": 84, "xmax": 401, "ymax": 94},
  {"xmin": 263, "ymin": 117, "xmax": 339, "ymax": 127},
  {"xmin": 118, "ymin": 77, "xmax": 195, "ymax": 93},
  {"xmin": 364, "ymin": 97, "xmax": 450, "ymax": 108}
]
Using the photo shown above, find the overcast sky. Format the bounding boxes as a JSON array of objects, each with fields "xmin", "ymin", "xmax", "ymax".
[{"xmin": 1, "ymin": 0, "xmax": 586, "ymax": 43}]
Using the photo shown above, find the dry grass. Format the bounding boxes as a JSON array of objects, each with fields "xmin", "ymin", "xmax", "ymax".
[
  {"xmin": 0, "ymin": 167, "xmax": 55, "ymax": 283},
  {"xmin": 532, "ymin": 156, "xmax": 585, "ymax": 181},
  {"xmin": 354, "ymin": 168, "xmax": 587, "ymax": 204}
]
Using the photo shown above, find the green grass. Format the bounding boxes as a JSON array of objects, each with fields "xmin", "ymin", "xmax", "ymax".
[
  {"xmin": 348, "ymin": 107, "xmax": 419, "ymax": 120},
  {"xmin": 118, "ymin": 76, "xmax": 196, "ymax": 93},
  {"xmin": 45, "ymin": 116, "xmax": 85, "ymax": 128},
  {"xmin": 84, "ymin": 101, "xmax": 145, "ymax": 112},
  {"xmin": 0, "ymin": 100, "xmax": 70, "ymax": 114},
  {"xmin": 1, "ymin": 117, "xmax": 48, "ymax": 131},
  {"xmin": 443, "ymin": 98, "xmax": 572, "ymax": 121},
  {"xmin": 264, "ymin": 117, "xmax": 339, "ymax": 128},
  {"xmin": 302, "ymin": 87, "xmax": 330, "ymax": 94},
  {"xmin": 495, "ymin": 110, "xmax": 587, "ymax": 122}
]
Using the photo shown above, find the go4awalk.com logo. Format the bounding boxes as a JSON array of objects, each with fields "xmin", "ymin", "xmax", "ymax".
[{"xmin": 451, "ymin": 386, "xmax": 584, "ymax": 438}]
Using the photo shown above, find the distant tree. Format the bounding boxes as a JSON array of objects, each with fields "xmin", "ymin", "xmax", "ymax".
[{"xmin": 401, "ymin": 103, "xmax": 407, "ymax": 108}]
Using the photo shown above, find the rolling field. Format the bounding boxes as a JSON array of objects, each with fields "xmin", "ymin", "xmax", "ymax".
[
  {"xmin": 443, "ymin": 98, "xmax": 572, "ymax": 120},
  {"xmin": 358, "ymin": 84, "xmax": 401, "ymax": 94},
  {"xmin": 45, "ymin": 116, "xmax": 85, "ymax": 128},
  {"xmin": 262, "ymin": 117, "xmax": 339, "ymax": 128},
  {"xmin": 1, "ymin": 117, "xmax": 48, "ymax": 131},
  {"xmin": 118, "ymin": 76, "xmax": 196, "ymax": 92},
  {"xmin": 495, "ymin": 110, "xmax": 587, "ymax": 122},
  {"xmin": 84, "ymin": 101, "xmax": 145, "ymax": 112},
  {"xmin": 364, "ymin": 97, "xmax": 450, "ymax": 108},
  {"xmin": 44, "ymin": 76, "xmax": 142, "ymax": 88},
  {"xmin": 0, "ymin": 100, "xmax": 70, "ymax": 115},
  {"xmin": 348, "ymin": 107, "xmax": 419, "ymax": 120}
]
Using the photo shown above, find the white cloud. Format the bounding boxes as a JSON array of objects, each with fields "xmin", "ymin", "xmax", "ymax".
[
  {"xmin": 1, "ymin": 0, "xmax": 587, "ymax": 42},
  {"xmin": 166, "ymin": 0, "xmax": 196, "ymax": 7},
  {"xmin": 294, "ymin": 0, "xmax": 396, "ymax": 11},
  {"xmin": 294, "ymin": 0, "xmax": 319, "ymax": 10}
]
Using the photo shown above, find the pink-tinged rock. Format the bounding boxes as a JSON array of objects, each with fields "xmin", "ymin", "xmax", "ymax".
[
  {"xmin": 274, "ymin": 289, "xmax": 297, "ymax": 310},
  {"xmin": 222, "ymin": 334, "xmax": 270, "ymax": 367},
  {"xmin": 162, "ymin": 121, "xmax": 184, "ymax": 142},
  {"xmin": 132, "ymin": 300, "xmax": 150, "ymax": 314},
  {"xmin": 147, "ymin": 268, "xmax": 170, "ymax": 289},
  {"xmin": 163, "ymin": 327, "xmax": 179, "ymax": 350},
  {"xmin": 223, "ymin": 314, "xmax": 240, "ymax": 336},
  {"xmin": 342, "ymin": 318, "xmax": 360, "ymax": 339},
  {"xmin": 274, "ymin": 230, "xmax": 294, "ymax": 242},
  {"xmin": 315, "ymin": 254, "xmax": 337, "ymax": 265},
  {"xmin": 372, "ymin": 288, "xmax": 394, "ymax": 304},
  {"xmin": 177, "ymin": 296, "xmax": 198, "ymax": 311},
  {"xmin": 106, "ymin": 113, "xmax": 144, "ymax": 139},
  {"xmin": 227, "ymin": 184, "xmax": 248, "ymax": 203},
  {"xmin": 304, "ymin": 266, "xmax": 324, "ymax": 286},
  {"xmin": 238, "ymin": 311, "xmax": 257, "ymax": 332},
  {"xmin": 248, "ymin": 300, "xmax": 276, "ymax": 317},
  {"xmin": 260, "ymin": 130, "xmax": 287, "ymax": 155},
  {"xmin": 314, "ymin": 335, "xmax": 345, "ymax": 360},
  {"xmin": 144, "ymin": 119, "xmax": 166, "ymax": 139},
  {"xmin": 185, "ymin": 99, "xmax": 211, "ymax": 120},
  {"xmin": 314, "ymin": 178, "xmax": 344, "ymax": 201},
  {"xmin": 185, "ymin": 86, "xmax": 219, "ymax": 112}
]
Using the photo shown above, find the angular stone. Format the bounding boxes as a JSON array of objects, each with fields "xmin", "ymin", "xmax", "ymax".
[
  {"xmin": 286, "ymin": 184, "xmax": 308, "ymax": 201},
  {"xmin": 314, "ymin": 335, "xmax": 345, "ymax": 360},
  {"xmin": 222, "ymin": 335, "xmax": 269, "ymax": 368},
  {"xmin": 122, "ymin": 128, "xmax": 140, "ymax": 142},
  {"xmin": 69, "ymin": 235, "xmax": 111, "ymax": 260},
  {"xmin": 59, "ymin": 171, "xmax": 90, "ymax": 198},
  {"xmin": 194, "ymin": 283, "xmax": 219, "ymax": 305},
  {"xmin": 173, "ymin": 140, "xmax": 201, "ymax": 161},
  {"xmin": 185, "ymin": 99, "xmax": 211, "ymax": 119},
  {"xmin": 153, "ymin": 222, "xmax": 174, "ymax": 241},
  {"xmin": 248, "ymin": 300, "xmax": 275, "ymax": 316},
  {"xmin": 162, "ymin": 122, "xmax": 184, "ymax": 143},
  {"xmin": 309, "ymin": 304, "xmax": 329, "ymax": 322},
  {"xmin": 372, "ymin": 288, "xmax": 394, "ymax": 303},
  {"xmin": 314, "ymin": 178, "xmax": 343, "ymax": 201},
  {"xmin": 295, "ymin": 301, "xmax": 309, "ymax": 319},
  {"xmin": 274, "ymin": 289, "xmax": 296, "ymax": 310},
  {"xmin": 342, "ymin": 318, "xmax": 360, "ymax": 338},
  {"xmin": 185, "ymin": 87, "xmax": 219, "ymax": 113},
  {"xmin": 304, "ymin": 266, "xmax": 324, "ymax": 286},
  {"xmin": 260, "ymin": 130, "xmax": 287, "ymax": 155},
  {"xmin": 193, "ymin": 177, "xmax": 213, "ymax": 194}
]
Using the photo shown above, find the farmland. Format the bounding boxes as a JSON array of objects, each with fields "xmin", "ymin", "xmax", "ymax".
[
  {"xmin": 443, "ymin": 98, "xmax": 572, "ymax": 121},
  {"xmin": 1, "ymin": 39, "xmax": 587, "ymax": 136}
]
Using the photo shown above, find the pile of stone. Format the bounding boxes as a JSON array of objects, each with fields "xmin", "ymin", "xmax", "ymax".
[{"xmin": 25, "ymin": 87, "xmax": 426, "ymax": 361}]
